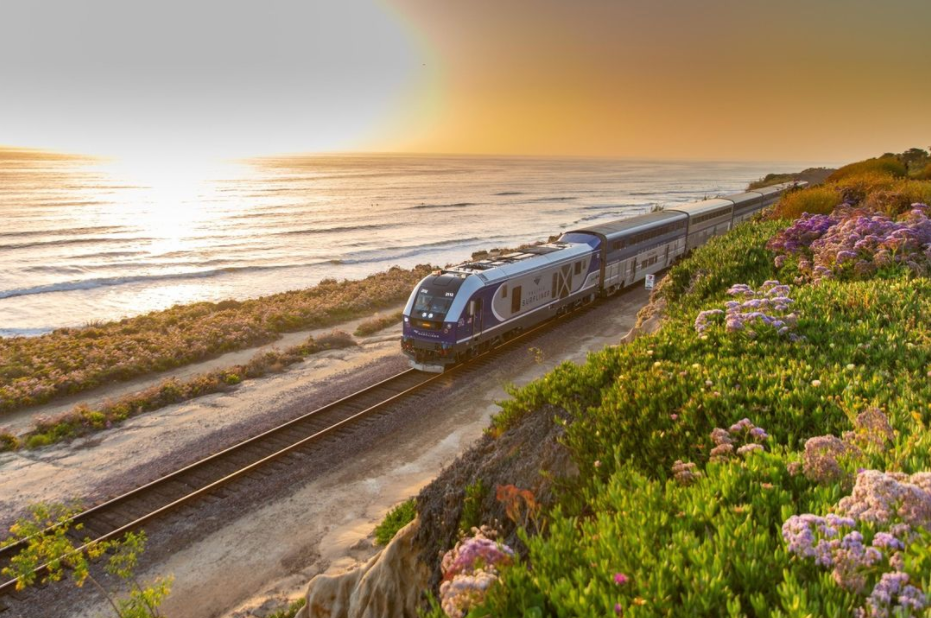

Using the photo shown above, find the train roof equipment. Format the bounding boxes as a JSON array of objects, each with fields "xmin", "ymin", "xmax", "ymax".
[
  {"xmin": 667, "ymin": 197, "xmax": 734, "ymax": 217},
  {"xmin": 443, "ymin": 241, "xmax": 594, "ymax": 284},
  {"xmin": 562, "ymin": 210, "xmax": 687, "ymax": 242}
]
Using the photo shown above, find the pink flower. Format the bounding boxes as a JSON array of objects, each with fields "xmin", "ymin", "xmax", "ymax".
[{"xmin": 614, "ymin": 572, "xmax": 629, "ymax": 585}]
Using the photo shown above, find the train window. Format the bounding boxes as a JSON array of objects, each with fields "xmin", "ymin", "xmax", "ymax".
[
  {"xmin": 574, "ymin": 261, "xmax": 582, "ymax": 275},
  {"xmin": 501, "ymin": 284, "xmax": 508, "ymax": 298},
  {"xmin": 552, "ymin": 272, "xmax": 558, "ymax": 297},
  {"xmin": 511, "ymin": 286, "xmax": 522, "ymax": 313}
]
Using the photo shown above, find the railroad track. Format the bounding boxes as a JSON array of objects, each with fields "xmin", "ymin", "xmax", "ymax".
[{"xmin": 0, "ymin": 296, "xmax": 607, "ymax": 608}]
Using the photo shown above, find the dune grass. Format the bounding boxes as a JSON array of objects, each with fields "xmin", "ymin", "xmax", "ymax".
[
  {"xmin": 3, "ymin": 331, "xmax": 355, "ymax": 451},
  {"xmin": 826, "ymin": 156, "xmax": 908, "ymax": 182},
  {"xmin": 354, "ymin": 311, "xmax": 404, "ymax": 337},
  {"xmin": 0, "ymin": 265, "xmax": 433, "ymax": 415}
]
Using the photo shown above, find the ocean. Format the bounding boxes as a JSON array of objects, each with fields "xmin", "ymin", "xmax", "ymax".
[{"xmin": 0, "ymin": 152, "xmax": 809, "ymax": 336}]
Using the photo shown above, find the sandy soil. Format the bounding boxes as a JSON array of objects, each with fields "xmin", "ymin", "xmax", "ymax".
[
  {"xmin": 0, "ymin": 328, "xmax": 407, "ymax": 531},
  {"xmin": 0, "ymin": 305, "xmax": 405, "ymax": 436},
  {"xmin": 3, "ymin": 286, "xmax": 652, "ymax": 618}
]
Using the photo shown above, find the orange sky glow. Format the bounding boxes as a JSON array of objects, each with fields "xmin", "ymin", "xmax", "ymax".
[{"xmin": 2, "ymin": 0, "xmax": 929, "ymax": 163}]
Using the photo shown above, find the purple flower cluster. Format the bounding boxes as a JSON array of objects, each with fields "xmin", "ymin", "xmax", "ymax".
[
  {"xmin": 440, "ymin": 527, "xmax": 515, "ymax": 618},
  {"xmin": 844, "ymin": 408, "xmax": 896, "ymax": 452},
  {"xmin": 837, "ymin": 470, "xmax": 931, "ymax": 530},
  {"xmin": 708, "ymin": 418, "xmax": 768, "ymax": 462},
  {"xmin": 694, "ymin": 281, "xmax": 799, "ymax": 340},
  {"xmin": 785, "ymin": 469, "xmax": 931, "ymax": 616},
  {"xmin": 768, "ymin": 205, "xmax": 931, "ymax": 281},
  {"xmin": 671, "ymin": 460, "xmax": 700, "ymax": 485},
  {"xmin": 803, "ymin": 435, "xmax": 856, "ymax": 485},
  {"xmin": 803, "ymin": 410, "xmax": 896, "ymax": 484},
  {"xmin": 783, "ymin": 514, "xmax": 898, "ymax": 594},
  {"xmin": 858, "ymin": 572, "xmax": 928, "ymax": 618}
]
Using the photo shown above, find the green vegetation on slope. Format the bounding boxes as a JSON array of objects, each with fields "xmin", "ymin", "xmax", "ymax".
[
  {"xmin": 375, "ymin": 498, "xmax": 417, "ymax": 546},
  {"xmin": 429, "ymin": 165, "xmax": 931, "ymax": 617}
]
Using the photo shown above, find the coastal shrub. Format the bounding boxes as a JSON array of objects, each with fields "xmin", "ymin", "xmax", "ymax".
[
  {"xmin": 748, "ymin": 172, "xmax": 797, "ymax": 190},
  {"xmin": 827, "ymin": 157, "xmax": 907, "ymax": 183},
  {"xmin": 2, "ymin": 504, "xmax": 172, "ymax": 617},
  {"xmin": 266, "ymin": 599, "xmax": 306, "ymax": 618},
  {"xmin": 0, "ymin": 428, "xmax": 18, "ymax": 451},
  {"xmin": 0, "ymin": 265, "xmax": 432, "ymax": 413},
  {"xmin": 17, "ymin": 331, "xmax": 357, "ymax": 449},
  {"xmin": 459, "ymin": 480, "xmax": 487, "ymax": 534},
  {"xmin": 830, "ymin": 171, "xmax": 898, "ymax": 205},
  {"xmin": 354, "ymin": 311, "xmax": 404, "ymax": 337},
  {"xmin": 916, "ymin": 162, "xmax": 931, "ymax": 180},
  {"xmin": 768, "ymin": 204, "xmax": 931, "ymax": 282},
  {"xmin": 771, "ymin": 185, "xmax": 840, "ymax": 219},
  {"xmin": 469, "ymin": 214, "xmax": 931, "ymax": 615},
  {"xmin": 863, "ymin": 180, "xmax": 931, "ymax": 216},
  {"xmin": 374, "ymin": 498, "xmax": 417, "ymax": 546}
]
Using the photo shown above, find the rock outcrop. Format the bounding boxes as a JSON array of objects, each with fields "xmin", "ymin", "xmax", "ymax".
[{"xmin": 296, "ymin": 519, "xmax": 428, "ymax": 618}]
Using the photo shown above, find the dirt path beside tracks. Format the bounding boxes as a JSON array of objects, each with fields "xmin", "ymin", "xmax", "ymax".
[{"xmin": 0, "ymin": 305, "xmax": 406, "ymax": 437}]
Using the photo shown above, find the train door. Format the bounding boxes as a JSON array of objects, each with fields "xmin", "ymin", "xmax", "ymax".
[{"xmin": 472, "ymin": 298, "xmax": 483, "ymax": 338}]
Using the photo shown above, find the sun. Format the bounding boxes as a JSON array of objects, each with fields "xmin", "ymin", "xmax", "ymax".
[{"xmin": 95, "ymin": 155, "xmax": 240, "ymax": 252}]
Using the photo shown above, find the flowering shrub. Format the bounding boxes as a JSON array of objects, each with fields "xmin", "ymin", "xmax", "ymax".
[
  {"xmin": 0, "ymin": 265, "xmax": 432, "ymax": 413},
  {"xmin": 707, "ymin": 418, "xmax": 768, "ymax": 462},
  {"xmin": 475, "ymin": 218, "xmax": 931, "ymax": 617},
  {"xmin": 694, "ymin": 281, "xmax": 799, "ymax": 340},
  {"xmin": 783, "ymin": 469, "xmax": 931, "ymax": 616},
  {"xmin": 768, "ymin": 205, "xmax": 931, "ymax": 282},
  {"xmin": 439, "ymin": 527, "xmax": 514, "ymax": 618}
]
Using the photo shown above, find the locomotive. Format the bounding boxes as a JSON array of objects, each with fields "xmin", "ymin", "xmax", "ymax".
[{"xmin": 401, "ymin": 182, "xmax": 804, "ymax": 371}]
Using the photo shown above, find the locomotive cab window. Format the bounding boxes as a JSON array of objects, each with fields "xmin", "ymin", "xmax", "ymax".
[
  {"xmin": 501, "ymin": 284, "xmax": 508, "ymax": 298},
  {"xmin": 574, "ymin": 261, "xmax": 582, "ymax": 275},
  {"xmin": 511, "ymin": 286, "xmax": 522, "ymax": 313}
]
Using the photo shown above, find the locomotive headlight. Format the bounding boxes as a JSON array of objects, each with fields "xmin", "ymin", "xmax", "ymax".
[
  {"xmin": 403, "ymin": 317, "xmax": 409, "ymax": 323},
  {"xmin": 428, "ymin": 313, "xmax": 434, "ymax": 318}
]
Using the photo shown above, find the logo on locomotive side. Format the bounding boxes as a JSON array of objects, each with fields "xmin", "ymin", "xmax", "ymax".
[{"xmin": 521, "ymin": 289, "xmax": 551, "ymax": 307}]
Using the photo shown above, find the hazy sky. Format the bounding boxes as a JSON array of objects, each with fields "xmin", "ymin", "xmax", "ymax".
[{"xmin": 2, "ymin": 0, "xmax": 930, "ymax": 162}]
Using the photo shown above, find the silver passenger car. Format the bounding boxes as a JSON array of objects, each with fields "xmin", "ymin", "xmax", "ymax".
[{"xmin": 668, "ymin": 198, "xmax": 734, "ymax": 251}]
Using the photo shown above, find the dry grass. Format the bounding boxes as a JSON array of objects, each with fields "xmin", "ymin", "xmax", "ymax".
[
  {"xmin": 771, "ymin": 186, "xmax": 840, "ymax": 219},
  {"xmin": 354, "ymin": 311, "xmax": 404, "ymax": 337},
  {"xmin": 826, "ymin": 157, "xmax": 907, "ymax": 183},
  {"xmin": 0, "ymin": 265, "xmax": 432, "ymax": 413},
  {"xmin": 5, "ymin": 330, "xmax": 357, "ymax": 451}
]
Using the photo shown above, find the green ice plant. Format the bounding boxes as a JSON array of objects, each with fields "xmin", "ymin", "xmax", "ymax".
[{"xmin": 1, "ymin": 503, "xmax": 172, "ymax": 617}]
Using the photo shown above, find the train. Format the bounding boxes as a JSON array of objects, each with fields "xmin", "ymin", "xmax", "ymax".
[{"xmin": 401, "ymin": 181, "xmax": 805, "ymax": 372}]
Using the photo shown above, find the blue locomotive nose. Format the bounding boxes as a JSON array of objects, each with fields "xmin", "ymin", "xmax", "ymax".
[{"xmin": 401, "ymin": 272, "xmax": 470, "ymax": 371}]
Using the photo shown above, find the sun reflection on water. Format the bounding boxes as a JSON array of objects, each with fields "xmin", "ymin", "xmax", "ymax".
[{"xmin": 92, "ymin": 157, "xmax": 246, "ymax": 255}]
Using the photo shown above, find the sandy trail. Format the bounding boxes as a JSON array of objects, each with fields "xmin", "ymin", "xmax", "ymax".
[
  {"xmin": 0, "ymin": 305, "xmax": 405, "ymax": 436},
  {"xmin": 0, "ymin": 327, "xmax": 407, "ymax": 531},
  {"xmin": 4, "ymin": 286, "xmax": 652, "ymax": 618}
]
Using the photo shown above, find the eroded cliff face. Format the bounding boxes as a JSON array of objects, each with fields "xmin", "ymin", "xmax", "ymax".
[{"xmin": 297, "ymin": 519, "xmax": 428, "ymax": 618}]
